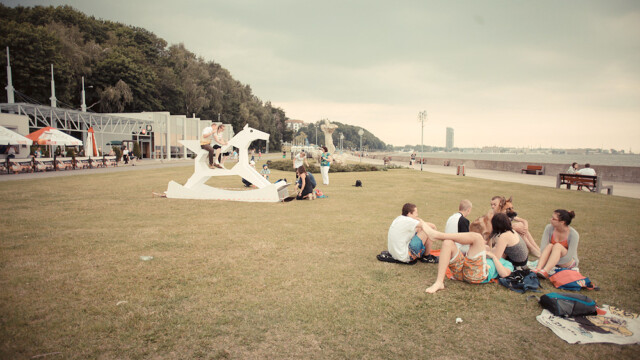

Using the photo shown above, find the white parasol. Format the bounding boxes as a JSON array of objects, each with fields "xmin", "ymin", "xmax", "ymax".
[
  {"xmin": 27, "ymin": 127, "xmax": 83, "ymax": 146},
  {"xmin": 0, "ymin": 125, "xmax": 33, "ymax": 145}
]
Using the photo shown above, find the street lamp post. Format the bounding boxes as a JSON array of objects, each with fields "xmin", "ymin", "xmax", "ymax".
[
  {"xmin": 418, "ymin": 110, "xmax": 427, "ymax": 171},
  {"xmin": 358, "ymin": 129, "xmax": 364, "ymax": 162}
]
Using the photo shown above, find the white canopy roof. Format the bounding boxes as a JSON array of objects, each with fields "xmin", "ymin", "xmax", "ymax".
[{"xmin": 0, "ymin": 125, "xmax": 33, "ymax": 145}]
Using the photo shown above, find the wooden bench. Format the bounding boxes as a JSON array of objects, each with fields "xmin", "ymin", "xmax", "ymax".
[
  {"xmin": 556, "ymin": 173, "xmax": 613, "ymax": 195},
  {"xmin": 34, "ymin": 158, "xmax": 55, "ymax": 172},
  {"xmin": 521, "ymin": 165, "xmax": 544, "ymax": 175}
]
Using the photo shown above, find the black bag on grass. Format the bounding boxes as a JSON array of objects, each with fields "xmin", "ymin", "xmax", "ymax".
[{"xmin": 539, "ymin": 292, "xmax": 597, "ymax": 317}]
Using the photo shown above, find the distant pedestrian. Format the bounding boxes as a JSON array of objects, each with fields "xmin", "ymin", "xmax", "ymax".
[
  {"xmin": 320, "ymin": 146, "xmax": 332, "ymax": 185},
  {"xmin": 122, "ymin": 147, "xmax": 129, "ymax": 164},
  {"xmin": 293, "ymin": 149, "xmax": 309, "ymax": 169}
]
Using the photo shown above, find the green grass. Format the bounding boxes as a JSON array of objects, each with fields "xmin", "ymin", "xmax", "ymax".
[{"xmin": 1, "ymin": 164, "xmax": 639, "ymax": 359}]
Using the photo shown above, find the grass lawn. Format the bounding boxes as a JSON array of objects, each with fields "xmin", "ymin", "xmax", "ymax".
[{"xmin": 1, "ymin": 163, "xmax": 639, "ymax": 359}]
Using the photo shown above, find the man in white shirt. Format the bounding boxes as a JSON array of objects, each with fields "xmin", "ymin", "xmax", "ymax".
[
  {"xmin": 577, "ymin": 163, "xmax": 596, "ymax": 191},
  {"xmin": 445, "ymin": 199, "xmax": 472, "ymax": 254},
  {"xmin": 201, "ymin": 123, "xmax": 221, "ymax": 168},
  {"xmin": 577, "ymin": 163, "xmax": 596, "ymax": 176},
  {"xmin": 387, "ymin": 203, "xmax": 437, "ymax": 263}
]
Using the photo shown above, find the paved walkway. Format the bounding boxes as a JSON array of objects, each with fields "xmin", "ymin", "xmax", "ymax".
[
  {"xmin": 346, "ymin": 155, "xmax": 640, "ymax": 200},
  {"xmin": 3, "ymin": 154, "xmax": 639, "ymax": 200}
]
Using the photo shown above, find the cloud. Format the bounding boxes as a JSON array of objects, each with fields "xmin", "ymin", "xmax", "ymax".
[{"xmin": 3, "ymin": 0, "xmax": 639, "ymax": 150}]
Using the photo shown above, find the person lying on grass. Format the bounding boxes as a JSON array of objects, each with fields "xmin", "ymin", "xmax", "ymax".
[
  {"xmin": 532, "ymin": 210, "xmax": 579, "ymax": 279},
  {"xmin": 424, "ymin": 228, "xmax": 514, "ymax": 294},
  {"xmin": 387, "ymin": 203, "xmax": 438, "ymax": 263}
]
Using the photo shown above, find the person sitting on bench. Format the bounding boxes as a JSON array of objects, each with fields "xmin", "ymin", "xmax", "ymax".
[{"xmin": 576, "ymin": 164, "xmax": 596, "ymax": 191}]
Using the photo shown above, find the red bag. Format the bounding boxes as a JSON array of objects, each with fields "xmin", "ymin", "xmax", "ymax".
[{"xmin": 549, "ymin": 269, "xmax": 598, "ymax": 291}]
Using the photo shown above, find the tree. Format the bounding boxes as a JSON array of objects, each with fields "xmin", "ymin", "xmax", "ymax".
[{"xmin": 99, "ymin": 79, "xmax": 132, "ymax": 113}]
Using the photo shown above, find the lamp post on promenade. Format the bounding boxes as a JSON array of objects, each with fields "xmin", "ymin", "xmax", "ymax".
[
  {"xmin": 418, "ymin": 110, "xmax": 427, "ymax": 171},
  {"xmin": 358, "ymin": 128, "xmax": 364, "ymax": 162}
]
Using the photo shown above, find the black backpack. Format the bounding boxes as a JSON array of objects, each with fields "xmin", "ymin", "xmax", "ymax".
[
  {"xmin": 539, "ymin": 292, "xmax": 597, "ymax": 317},
  {"xmin": 354, "ymin": 180, "xmax": 362, "ymax": 187}
]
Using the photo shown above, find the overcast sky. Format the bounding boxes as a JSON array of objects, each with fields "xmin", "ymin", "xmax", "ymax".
[{"xmin": 3, "ymin": 0, "xmax": 640, "ymax": 150}]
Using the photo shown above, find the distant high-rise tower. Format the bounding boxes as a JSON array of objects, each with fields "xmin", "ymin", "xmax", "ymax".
[{"xmin": 446, "ymin": 127, "xmax": 454, "ymax": 151}]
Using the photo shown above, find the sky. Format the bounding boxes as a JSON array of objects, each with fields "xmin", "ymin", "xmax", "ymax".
[{"xmin": 3, "ymin": 0, "xmax": 640, "ymax": 150}]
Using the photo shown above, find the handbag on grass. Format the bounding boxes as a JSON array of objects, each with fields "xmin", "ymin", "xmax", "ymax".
[{"xmin": 549, "ymin": 268, "xmax": 598, "ymax": 291}]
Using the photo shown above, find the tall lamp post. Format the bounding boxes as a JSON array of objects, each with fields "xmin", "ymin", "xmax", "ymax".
[
  {"xmin": 358, "ymin": 128, "xmax": 364, "ymax": 162},
  {"xmin": 418, "ymin": 110, "xmax": 427, "ymax": 171}
]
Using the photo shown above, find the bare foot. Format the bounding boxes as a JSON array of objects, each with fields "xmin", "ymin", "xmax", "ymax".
[{"xmin": 425, "ymin": 282, "xmax": 445, "ymax": 294}]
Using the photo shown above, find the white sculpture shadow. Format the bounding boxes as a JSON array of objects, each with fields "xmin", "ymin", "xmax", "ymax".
[{"xmin": 165, "ymin": 124, "xmax": 289, "ymax": 202}]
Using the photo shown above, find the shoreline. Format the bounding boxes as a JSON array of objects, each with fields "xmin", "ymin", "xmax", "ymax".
[{"xmin": 366, "ymin": 153, "xmax": 640, "ymax": 184}]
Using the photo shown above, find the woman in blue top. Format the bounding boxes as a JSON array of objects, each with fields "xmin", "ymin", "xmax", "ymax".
[{"xmin": 320, "ymin": 146, "xmax": 332, "ymax": 185}]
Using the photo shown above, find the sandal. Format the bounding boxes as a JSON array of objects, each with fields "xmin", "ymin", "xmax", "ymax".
[
  {"xmin": 535, "ymin": 269, "xmax": 549, "ymax": 279},
  {"xmin": 420, "ymin": 254, "xmax": 439, "ymax": 264}
]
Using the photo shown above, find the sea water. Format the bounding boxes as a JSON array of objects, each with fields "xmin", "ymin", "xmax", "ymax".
[{"xmin": 398, "ymin": 152, "xmax": 640, "ymax": 167}]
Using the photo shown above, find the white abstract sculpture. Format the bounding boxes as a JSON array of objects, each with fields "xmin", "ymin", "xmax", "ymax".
[
  {"xmin": 165, "ymin": 124, "xmax": 289, "ymax": 202},
  {"xmin": 319, "ymin": 119, "xmax": 344, "ymax": 164},
  {"xmin": 320, "ymin": 119, "xmax": 338, "ymax": 154}
]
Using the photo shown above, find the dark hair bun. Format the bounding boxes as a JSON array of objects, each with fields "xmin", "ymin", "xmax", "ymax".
[{"xmin": 569, "ymin": 211, "xmax": 575, "ymax": 219}]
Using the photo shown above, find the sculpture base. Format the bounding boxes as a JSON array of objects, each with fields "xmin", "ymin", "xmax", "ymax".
[{"xmin": 166, "ymin": 180, "xmax": 290, "ymax": 202}]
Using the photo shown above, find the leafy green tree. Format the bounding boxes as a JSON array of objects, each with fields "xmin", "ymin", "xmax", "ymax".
[{"xmin": 99, "ymin": 79, "xmax": 133, "ymax": 113}]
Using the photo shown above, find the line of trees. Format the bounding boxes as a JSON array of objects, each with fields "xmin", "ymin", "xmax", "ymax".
[
  {"xmin": 0, "ymin": 4, "xmax": 387, "ymax": 151},
  {"xmin": 295, "ymin": 121, "xmax": 387, "ymax": 151}
]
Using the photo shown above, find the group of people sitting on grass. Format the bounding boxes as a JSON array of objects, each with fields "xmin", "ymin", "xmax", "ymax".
[{"xmin": 387, "ymin": 197, "xmax": 579, "ymax": 294}]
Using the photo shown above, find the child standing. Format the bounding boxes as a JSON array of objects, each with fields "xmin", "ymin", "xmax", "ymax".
[{"xmin": 261, "ymin": 163, "xmax": 271, "ymax": 181}]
